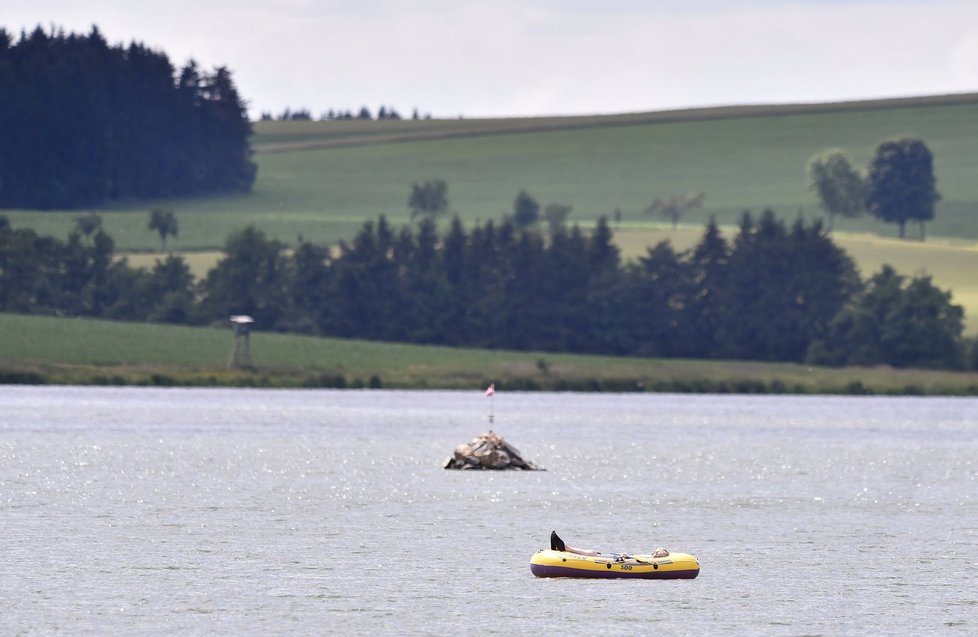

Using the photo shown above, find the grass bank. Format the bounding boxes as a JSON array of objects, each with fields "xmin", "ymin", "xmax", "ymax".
[{"xmin": 2, "ymin": 313, "xmax": 977, "ymax": 395}]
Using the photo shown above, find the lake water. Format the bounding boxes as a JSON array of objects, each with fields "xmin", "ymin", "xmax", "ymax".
[{"xmin": 1, "ymin": 386, "xmax": 976, "ymax": 635}]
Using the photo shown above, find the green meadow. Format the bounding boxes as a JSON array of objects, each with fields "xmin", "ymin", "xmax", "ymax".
[
  {"xmin": 117, "ymin": 93, "xmax": 978, "ymax": 335},
  {"xmin": 5, "ymin": 94, "xmax": 978, "ymax": 252},
  {"xmin": 2, "ymin": 313, "xmax": 977, "ymax": 394}
]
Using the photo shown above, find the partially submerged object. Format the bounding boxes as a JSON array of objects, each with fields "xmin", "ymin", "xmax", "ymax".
[
  {"xmin": 530, "ymin": 548, "xmax": 700, "ymax": 579},
  {"xmin": 443, "ymin": 430, "xmax": 541, "ymax": 470}
]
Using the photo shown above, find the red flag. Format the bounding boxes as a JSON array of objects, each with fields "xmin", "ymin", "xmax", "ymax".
[{"xmin": 484, "ymin": 383, "xmax": 495, "ymax": 396}]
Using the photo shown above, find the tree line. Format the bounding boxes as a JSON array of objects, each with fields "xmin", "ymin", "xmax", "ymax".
[
  {"xmin": 808, "ymin": 138, "xmax": 939, "ymax": 240},
  {"xmin": 0, "ymin": 212, "xmax": 973, "ymax": 370},
  {"xmin": 0, "ymin": 26, "xmax": 256, "ymax": 209},
  {"xmin": 259, "ymin": 106, "xmax": 433, "ymax": 121}
]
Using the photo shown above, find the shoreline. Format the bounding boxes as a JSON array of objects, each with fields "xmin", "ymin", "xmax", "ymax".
[{"xmin": 3, "ymin": 361, "xmax": 977, "ymax": 396}]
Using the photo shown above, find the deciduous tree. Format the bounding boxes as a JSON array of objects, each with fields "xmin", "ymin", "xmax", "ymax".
[
  {"xmin": 645, "ymin": 192, "xmax": 705, "ymax": 231},
  {"xmin": 808, "ymin": 149, "xmax": 866, "ymax": 231},
  {"xmin": 408, "ymin": 179, "xmax": 449, "ymax": 222},
  {"xmin": 148, "ymin": 209, "xmax": 179, "ymax": 251},
  {"xmin": 809, "ymin": 265, "xmax": 964, "ymax": 368},
  {"xmin": 198, "ymin": 226, "xmax": 288, "ymax": 328},
  {"xmin": 866, "ymin": 138, "xmax": 940, "ymax": 240},
  {"xmin": 512, "ymin": 190, "xmax": 540, "ymax": 228},
  {"xmin": 543, "ymin": 203, "xmax": 572, "ymax": 234},
  {"xmin": 74, "ymin": 212, "xmax": 103, "ymax": 237}
]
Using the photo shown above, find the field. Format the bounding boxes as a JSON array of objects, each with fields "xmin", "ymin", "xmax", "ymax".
[
  {"xmin": 4, "ymin": 94, "xmax": 978, "ymax": 252},
  {"xmin": 2, "ymin": 313, "xmax": 977, "ymax": 394}
]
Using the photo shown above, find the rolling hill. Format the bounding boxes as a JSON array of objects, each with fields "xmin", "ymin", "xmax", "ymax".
[
  {"xmin": 5, "ymin": 93, "xmax": 978, "ymax": 334},
  {"xmin": 4, "ymin": 93, "xmax": 978, "ymax": 251}
]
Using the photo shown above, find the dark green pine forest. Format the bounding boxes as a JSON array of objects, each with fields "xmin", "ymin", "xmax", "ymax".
[{"xmin": 0, "ymin": 26, "xmax": 255, "ymax": 209}]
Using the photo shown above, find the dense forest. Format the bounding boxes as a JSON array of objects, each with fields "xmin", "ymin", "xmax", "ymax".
[
  {"xmin": 0, "ymin": 212, "xmax": 972, "ymax": 370},
  {"xmin": 0, "ymin": 26, "xmax": 255, "ymax": 209}
]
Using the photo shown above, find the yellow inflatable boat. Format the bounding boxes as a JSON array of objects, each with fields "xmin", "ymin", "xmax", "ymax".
[{"xmin": 530, "ymin": 549, "xmax": 700, "ymax": 579}]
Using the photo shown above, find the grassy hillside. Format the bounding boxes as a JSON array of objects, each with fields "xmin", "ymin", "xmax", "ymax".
[
  {"xmin": 2, "ymin": 313, "xmax": 977, "ymax": 394},
  {"xmin": 5, "ymin": 94, "xmax": 978, "ymax": 251},
  {"xmin": 9, "ymin": 93, "xmax": 978, "ymax": 335}
]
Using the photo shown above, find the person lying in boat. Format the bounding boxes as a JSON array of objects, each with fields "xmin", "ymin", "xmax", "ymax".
[{"xmin": 550, "ymin": 531, "xmax": 669, "ymax": 558}]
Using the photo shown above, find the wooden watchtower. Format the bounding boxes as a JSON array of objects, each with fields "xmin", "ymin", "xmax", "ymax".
[{"xmin": 228, "ymin": 315, "xmax": 255, "ymax": 368}]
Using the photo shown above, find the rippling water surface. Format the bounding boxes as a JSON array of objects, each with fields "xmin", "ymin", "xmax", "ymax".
[{"xmin": 1, "ymin": 386, "xmax": 976, "ymax": 635}]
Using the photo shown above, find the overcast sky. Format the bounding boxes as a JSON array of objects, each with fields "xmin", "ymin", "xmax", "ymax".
[{"xmin": 6, "ymin": 0, "xmax": 978, "ymax": 119}]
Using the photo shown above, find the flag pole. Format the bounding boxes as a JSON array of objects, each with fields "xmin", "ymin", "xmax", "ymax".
[{"xmin": 485, "ymin": 383, "xmax": 495, "ymax": 425}]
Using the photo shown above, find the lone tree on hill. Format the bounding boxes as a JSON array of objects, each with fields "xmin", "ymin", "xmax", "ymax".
[
  {"xmin": 408, "ymin": 179, "xmax": 450, "ymax": 222},
  {"xmin": 645, "ymin": 192, "xmax": 705, "ymax": 231},
  {"xmin": 148, "ymin": 209, "xmax": 179, "ymax": 252},
  {"xmin": 543, "ymin": 203, "xmax": 572, "ymax": 234},
  {"xmin": 808, "ymin": 149, "xmax": 866, "ymax": 231},
  {"xmin": 74, "ymin": 212, "xmax": 103, "ymax": 237},
  {"xmin": 512, "ymin": 190, "xmax": 540, "ymax": 228},
  {"xmin": 866, "ymin": 138, "xmax": 940, "ymax": 240}
]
